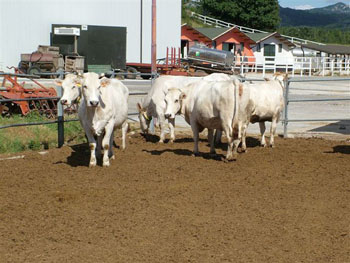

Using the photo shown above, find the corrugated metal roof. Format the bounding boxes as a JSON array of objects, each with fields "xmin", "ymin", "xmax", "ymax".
[
  {"xmin": 245, "ymin": 33, "xmax": 271, "ymax": 42},
  {"xmin": 194, "ymin": 27, "xmax": 230, "ymax": 40},
  {"xmin": 301, "ymin": 43, "xmax": 350, "ymax": 55}
]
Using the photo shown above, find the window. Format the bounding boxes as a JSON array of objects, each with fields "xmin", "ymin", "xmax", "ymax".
[
  {"xmin": 264, "ymin": 44, "xmax": 275, "ymax": 57},
  {"xmin": 278, "ymin": 44, "xmax": 283, "ymax": 53},
  {"xmin": 240, "ymin": 42, "xmax": 244, "ymax": 52},
  {"xmin": 222, "ymin": 42, "xmax": 235, "ymax": 53},
  {"xmin": 257, "ymin": 43, "xmax": 261, "ymax": 52}
]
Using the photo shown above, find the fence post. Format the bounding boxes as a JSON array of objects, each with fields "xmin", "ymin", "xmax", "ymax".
[
  {"xmin": 149, "ymin": 73, "xmax": 156, "ymax": 134},
  {"xmin": 57, "ymin": 71, "xmax": 64, "ymax": 148},
  {"xmin": 283, "ymin": 79, "xmax": 290, "ymax": 138}
]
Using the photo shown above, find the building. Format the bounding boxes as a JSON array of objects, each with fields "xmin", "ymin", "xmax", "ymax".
[
  {"xmin": 0, "ymin": 0, "xmax": 181, "ymax": 71},
  {"xmin": 181, "ymin": 25, "xmax": 256, "ymax": 63},
  {"xmin": 246, "ymin": 32, "xmax": 296, "ymax": 68}
]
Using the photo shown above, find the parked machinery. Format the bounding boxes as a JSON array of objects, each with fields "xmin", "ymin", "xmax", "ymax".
[{"xmin": 18, "ymin": 45, "xmax": 84, "ymax": 76}]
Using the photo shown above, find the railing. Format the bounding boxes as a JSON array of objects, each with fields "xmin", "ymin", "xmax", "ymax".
[
  {"xmin": 0, "ymin": 71, "xmax": 155, "ymax": 148},
  {"xmin": 283, "ymin": 77, "xmax": 350, "ymax": 137},
  {"xmin": 191, "ymin": 11, "xmax": 324, "ymax": 45},
  {"xmin": 230, "ymin": 56, "xmax": 350, "ymax": 77}
]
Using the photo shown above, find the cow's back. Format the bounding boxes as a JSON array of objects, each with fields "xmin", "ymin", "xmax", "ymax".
[{"xmin": 249, "ymin": 81, "xmax": 284, "ymax": 122}]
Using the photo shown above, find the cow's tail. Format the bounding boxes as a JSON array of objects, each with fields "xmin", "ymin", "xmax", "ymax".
[{"xmin": 232, "ymin": 79, "xmax": 240, "ymax": 127}]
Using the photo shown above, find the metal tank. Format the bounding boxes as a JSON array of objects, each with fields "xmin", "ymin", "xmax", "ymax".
[{"xmin": 188, "ymin": 45, "xmax": 235, "ymax": 68}]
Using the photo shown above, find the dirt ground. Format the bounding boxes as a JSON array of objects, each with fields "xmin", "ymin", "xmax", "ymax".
[{"xmin": 0, "ymin": 132, "xmax": 349, "ymax": 262}]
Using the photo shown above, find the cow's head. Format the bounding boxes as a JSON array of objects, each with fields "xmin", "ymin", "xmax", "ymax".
[
  {"xmin": 56, "ymin": 74, "xmax": 82, "ymax": 107},
  {"xmin": 272, "ymin": 73, "xmax": 288, "ymax": 89},
  {"xmin": 164, "ymin": 88, "xmax": 186, "ymax": 119},
  {"xmin": 137, "ymin": 102, "xmax": 151, "ymax": 134},
  {"xmin": 81, "ymin": 72, "xmax": 102, "ymax": 107}
]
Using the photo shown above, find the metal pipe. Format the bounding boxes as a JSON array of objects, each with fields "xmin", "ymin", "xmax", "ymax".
[
  {"xmin": 288, "ymin": 98, "xmax": 350, "ymax": 103},
  {"xmin": 283, "ymin": 80, "xmax": 290, "ymax": 138},
  {"xmin": 0, "ymin": 97, "xmax": 60, "ymax": 102},
  {"xmin": 285, "ymin": 118, "xmax": 350, "ymax": 122},
  {"xmin": 140, "ymin": 0, "xmax": 143, "ymax": 63},
  {"xmin": 151, "ymin": 0, "xmax": 157, "ymax": 75},
  {"xmin": 57, "ymin": 71, "xmax": 64, "ymax": 148}
]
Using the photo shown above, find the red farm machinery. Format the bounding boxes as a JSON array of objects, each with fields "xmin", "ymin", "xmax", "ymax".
[{"xmin": 0, "ymin": 69, "xmax": 59, "ymax": 118}]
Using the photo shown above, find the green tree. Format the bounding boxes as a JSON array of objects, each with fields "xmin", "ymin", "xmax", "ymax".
[{"xmin": 200, "ymin": 0, "xmax": 280, "ymax": 31}]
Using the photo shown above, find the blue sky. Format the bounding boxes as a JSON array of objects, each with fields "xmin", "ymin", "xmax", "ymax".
[{"xmin": 279, "ymin": 0, "xmax": 348, "ymax": 9}]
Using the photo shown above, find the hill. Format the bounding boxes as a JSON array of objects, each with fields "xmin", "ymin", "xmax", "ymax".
[{"xmin": 280, "ymin": 2, "xmax": 350, "ymax": 28}]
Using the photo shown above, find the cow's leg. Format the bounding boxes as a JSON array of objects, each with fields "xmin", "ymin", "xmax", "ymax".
[
  {"xmin": 121, "ymin": 121, "xmax": 128, "ymax": 150},
  {"xmin": 96, "ymin": 135, "xmax": 102, "ymax": 160},
  {"xmin": 241, "ymin": 123, "xmax": 248, "ymax": 153},
  {"xmin": 231, "ymin": 123, "xmax": 242, "ymax": 159},
  {"xmin": 102, "ymin": 123, "xmax": 114, "ymax": 167},
  {"xmin": 208, "ymin": 129, "xmax": 216, "ymax": 155},
  {"xmin": 191, "ymin": 121, "xmax": 200, "ymax": 156},
  {"xmin": 259, "ymin": 122, "xmax": 267, "ymax": 147},
  {"xmin": 214, "ymin": 130, "xmax": 222, "ymax": 146},
  {"xmin": 269, "ymin": 117, "xmax": 277, "ymax": 148},
  {"xmin": 222, "ymin": 124, "xmax": 235, "ymax": 161},
  {"xmin": 85, "ymin": 129, "xmax": 97, "ymax": 167},
  {"xmin": 158, "ymin": 113, "xmax": 166, "ymax": 143},
  {"xmin": 108, "ymin": 129, "xmax": 115, "ymax": 160},
  {"xmin": 168, "ymin": 117, "xmax": 175, "ymax": 143}
]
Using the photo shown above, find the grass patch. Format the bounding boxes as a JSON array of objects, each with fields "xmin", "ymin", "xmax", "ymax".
[{"xmin": 0, "ymin": 111, "xmax": 85, "ymax": 154}]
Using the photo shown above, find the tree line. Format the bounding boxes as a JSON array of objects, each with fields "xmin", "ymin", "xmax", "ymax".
[{"xmin": 187, "ymin": 0, "xmax": 350, "ymax": 45}]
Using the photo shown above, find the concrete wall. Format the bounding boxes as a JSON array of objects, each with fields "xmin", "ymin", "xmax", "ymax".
[{"xmin": 0, "ymin": 0, "xmax": 181, "ymax": 70}]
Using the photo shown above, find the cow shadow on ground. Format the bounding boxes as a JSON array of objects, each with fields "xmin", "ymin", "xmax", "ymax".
[
  {"xmin": 62, "ymin": 141, "xmax": 121, "ymax": 167},
  {"xmin": 143, "ymin": 148, "xmax": 226, "ymax": 161},
  {"xmin": 325, "ymin": 145, "xmax": 350, "ymax": 154},
  {"xmin": 143, "ymin": 136, "xmax": 260, "ymax": 161},
  {"xmin": 214, "ymin": 136, "xmax": 261, "ymax": 152}
]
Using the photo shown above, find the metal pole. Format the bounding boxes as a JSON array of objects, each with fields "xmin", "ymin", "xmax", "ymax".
[
  {"xmin": 140, "ymin": 0, "xmax": 143, "ymax": 63},
  {"xmin": 283, "ymin": 79, "xmax": 290, "ymax": 138},
  {"xmin": 150, "ymin": 0, "xmax": 156, "ymax": 134},
  {"xmin": 151, "ymin": 0, "xmax": 157, "ymax": 75},
  {"xmin": 57, "ymin": 71, "xmax": 64, "ymax": 147}
]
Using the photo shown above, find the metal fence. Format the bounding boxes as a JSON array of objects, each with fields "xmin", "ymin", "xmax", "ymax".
[
  {"xmin": 1, "ymin": 72, "xmax": 349, "ymax": 147},
  {"xmin": 282, "ymin": 77, "xmax": 350, "ymax": 137},
  {"xmin": 0, "ymin": 71, "xmax": 154, "ymax": 148}
]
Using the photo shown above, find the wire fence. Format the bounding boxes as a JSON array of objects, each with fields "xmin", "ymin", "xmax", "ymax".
[{"xmin": 1, "ymin": 72, "xmax": 349, "ymax": 147}]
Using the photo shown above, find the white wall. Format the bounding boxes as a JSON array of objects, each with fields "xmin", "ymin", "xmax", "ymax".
[
  {"xmin": 252, "ymin": 36, "xmax": 295, "ymax": 65},
  {"xmin": 0, "ymin": 0, "xmax": 181, "ymax": 70}
]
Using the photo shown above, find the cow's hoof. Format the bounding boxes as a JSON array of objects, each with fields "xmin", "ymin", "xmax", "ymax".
[
  {"xmin": 224, "ymin": 155, "xmax": 237, "ymax": 162},
  {"xmin": 159, "ymin": 140, "xmax": 164, "ymax": 144},
  {"xmin": 89, "ymin": 162, "xmax": 96, "ymax": 167},
  {"xmin": 261, "ymin": 144, "xmax": 267, "ymax": 148},
  {"xmin": 241, "ymin": 148, "xmax": 248, "ymax": 153},
  {"xmin": 269, "ymin": 144, "xmax": 275, "ymax": 148},
  {"xmin": 110, "ymin": 155, "xmax": 115, "ymax": 160},
  {"xmin": 209, "ymin": 151, "xmax": 216, "ymax": 157},
  {"xmin": 169, "ymin": 139, "xmax": 174, "ymax": 144},
  {"xmin": 103, "ymin": 161, "xmax": 110, "ymax": 167},
  {"xmin": 192, "ymin": 152, "xmax": 200, "ymax": 157}
]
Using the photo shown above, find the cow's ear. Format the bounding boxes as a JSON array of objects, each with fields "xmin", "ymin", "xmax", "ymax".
[
  {"xmin": 100, "ymin": 78, "xmax": 110, "ymax": 87},
  {"xmin": 137, "ymin": 102, "xmax": 143, "ymax": 112},
  {"xmin": 74, "ymin": 77, "xmax": 82, "ymax": 87},
  {"xmin": 55, "ymin": 79, "xmax": 63, "ymax": 86},
  {"xmin": 180, "ymin": 92, "xmax": 186, "ymax": 100}
]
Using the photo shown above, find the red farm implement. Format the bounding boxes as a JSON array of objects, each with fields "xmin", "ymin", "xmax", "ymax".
[{"xmin": 0, "ymin": 70, "xmax": 59, "ymax": 118}]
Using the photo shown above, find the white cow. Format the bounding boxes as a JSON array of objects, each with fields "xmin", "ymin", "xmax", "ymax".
[
  {"xmin": 165, "ymin": 79, "xmax": 252, "ymax": 160},
  {"xmin": 57, "ymin": 73, "xmax": 82, "ymax": 106},
  {"xmin": 137, "ymin": 73, "xmax": 235, "ymax": 143},
  {"xmin": 58, "ymin": 73, "xmax": 129, "ymax": 167},
  {"xmin": 247, "ymin": 73, "xmax": 286, "ymax": 147}
]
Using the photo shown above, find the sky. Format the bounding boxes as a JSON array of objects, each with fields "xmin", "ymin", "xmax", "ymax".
[{"xmin": 279, "ymin": 0, "xmax": 348, "ymax": 10}]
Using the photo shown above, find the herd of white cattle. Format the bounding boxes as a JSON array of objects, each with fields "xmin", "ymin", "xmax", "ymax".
[{"xmin": 57, "ymin": 72, "xmax": 286, "ymax": 167}]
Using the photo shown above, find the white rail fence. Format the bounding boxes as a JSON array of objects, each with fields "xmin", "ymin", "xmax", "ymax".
[
  {"xmin": 234, "ymin": 56, "xmax": 350, "ymax": 77},
  {"xmin": 191, "ymin": 12, "xmax": 324, "ymax": 46}
]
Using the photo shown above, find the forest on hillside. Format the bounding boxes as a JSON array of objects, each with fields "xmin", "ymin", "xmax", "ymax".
[{"xmin": 183, "ymin": 0, "xmax": 350, "ymax": 45}]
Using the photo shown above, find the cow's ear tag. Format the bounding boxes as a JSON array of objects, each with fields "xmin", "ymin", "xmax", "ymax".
[{"xmin": 76, "ymin": 83, "xmax": 82, "ymax": 87}]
